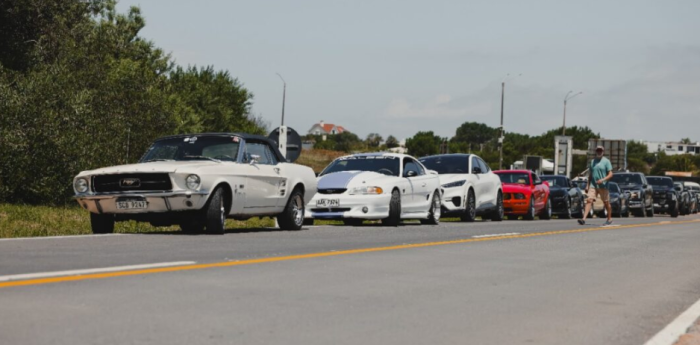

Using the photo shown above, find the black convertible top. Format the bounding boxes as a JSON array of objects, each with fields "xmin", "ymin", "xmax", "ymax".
[{"xmin": 153, "ymin": 132, "xmax": 287, "ymax": 163}]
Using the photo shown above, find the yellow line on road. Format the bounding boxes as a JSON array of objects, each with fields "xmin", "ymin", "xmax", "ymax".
[{"xmin": 1, "ymin": 219, "xmax": 698, "ymax": 289}]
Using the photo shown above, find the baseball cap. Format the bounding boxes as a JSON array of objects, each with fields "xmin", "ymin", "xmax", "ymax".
[{"xmin": 595, "ymin": 146, "xmax": 604, "ymax": 151}]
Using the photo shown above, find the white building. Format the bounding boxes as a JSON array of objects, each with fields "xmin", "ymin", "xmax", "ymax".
[{"xmin": 645, "ymin": 141, "xmax": 700, "ymax": 155}]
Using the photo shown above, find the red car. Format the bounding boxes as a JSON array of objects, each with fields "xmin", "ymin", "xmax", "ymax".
[{"xmin": 493, "ymin": 170, "xmax": 551, "ymax": 220}]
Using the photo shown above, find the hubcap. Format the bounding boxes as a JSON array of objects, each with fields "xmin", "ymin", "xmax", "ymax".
[
  {"xmin": 434, "ymin": 196, "xmax": 441, "ymax": 220},
  {"xmin": 220, "ymin": 204, "xmax": 225, "ymax": 228},
  {"xmin": 292, "ymin": 196, "xmax": 303, "ymax": 226},
  {"xmin": 468, "ymin": 194, "xmax": 476, "ymax": 218}
]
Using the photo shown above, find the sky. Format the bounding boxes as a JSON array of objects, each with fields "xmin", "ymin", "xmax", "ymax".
[{"xmin": 117, "ymin": 0, "xmax": 700, "ymax": 143}]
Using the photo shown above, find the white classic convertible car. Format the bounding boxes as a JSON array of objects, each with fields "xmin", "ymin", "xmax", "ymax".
[
  {"xmin": 73, "ymin": 133, "xmax": 318, "ymax": 234},
  {"xmin": 419, "ymin": 154, "xmax": 504, "ymax": 222},
  {"xmin": 306, "ymin": 153, "xmax": 442, "ymax": 226}
]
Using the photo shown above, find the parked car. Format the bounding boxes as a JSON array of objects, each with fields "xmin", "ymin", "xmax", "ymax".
[
  {"xmin": 610, "ymin": 172, "xmax": 654, "ymax": 217},
  {"xmin": 608, "ymin": 182, "xmax": 630, "ymax": 218},
  {"xmin": 677, "ymin": 181, "xmax": 699, "ymax": 215},
  {"xmin": 306, "ymin": 153, "xmax": 442, "ymax": 226},
  {"xmin": 73, "ymin": 133, "xmax": 318, "ymax": 234},
  {"xmin": 419, "ymin": 154, "xmax": 503, "ymax": 222},
  {"xmin": 674, "ymin": 182, "xmax": 692, "ymax": 215},
  {"xmin": 685, "ymin": 182, "xmax": 700, "ymax": 214},
  {"xmin": 539, "ymin": 175, "xmax": 585, "ymax": 219},
  {"xmin": 647, "ymin": 176, "xmax": 679, "ymax": 217},
  {"xmin": 494, "ymin": 170, "xmax": 551, "ymax": 220}
]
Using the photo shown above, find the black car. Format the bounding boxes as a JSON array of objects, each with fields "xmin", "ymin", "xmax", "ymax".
[
  {"xmin": 647, "ymin": 176, "xmax": 679, "ymax": 218},
  {"xmin": 673, "ymin": 182, "xmax": 692, "ymax": 215},
  {"xmin": 608, "ymin": 182, "xmax": 630, "ymax": 218},
  {"xmin": 540, "ymin": 175, "xmax": 585, "ymax": 219},
  {"xmin": 686, "ymin": 182, "xmax": 700, "ymax": 214},
  {"xmin": 610, "ymin": 172, "xmax": 654, "ymax": 217}
]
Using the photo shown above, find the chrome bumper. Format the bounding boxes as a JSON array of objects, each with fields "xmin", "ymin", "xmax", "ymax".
[{"xmin": 75, "ymin": 191, "xmax": 209, "ymax": 214}]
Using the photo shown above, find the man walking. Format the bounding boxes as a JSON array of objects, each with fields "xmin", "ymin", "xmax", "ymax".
[{"xmin": 578, "ymin": 146, "xmax": 613, "ymax": 225}]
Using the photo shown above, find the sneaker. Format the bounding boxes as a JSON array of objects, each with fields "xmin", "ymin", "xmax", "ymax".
[
  {"xmin": 603, "ymin": 220, "xmax": 613, "ymax": 226},
  {"xmin": 578, "ymin": 219, "xmax": 585, "ymax": 225}
]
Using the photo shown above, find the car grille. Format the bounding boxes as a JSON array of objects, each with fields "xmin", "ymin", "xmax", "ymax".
[
  {"xmin": 318, "ymin": 189, "xmax": 347, "ymax": 194},
  {"xmin": 311, "ymin": 208, "xmax": 351, "ymax": 213},
  {"xmin": 93, "ymin": 173, "xmax": 172, "ymax": 193}
]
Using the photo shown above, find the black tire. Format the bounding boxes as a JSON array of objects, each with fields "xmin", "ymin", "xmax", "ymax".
[
  {"xmin": 343, "ymin": 219, "xmax": 364, "ymax": 226},
  {"xmin": 460, "ymin": 189, "xmax": 476, "ymax": 222},
  {"xmin": 646, "ymin": 203, "xmax": 654, "ymax": 218},
  {"xmin": 421, "ymin": 192, "xmax": 441, "ymax": 225},
  {"xmin": 204, "ymin": 188, "xmax": 226, "ymax": 234},
  {"xmin": 612, "ymin": 201, "xmax": 621, "ymax": 218},
  {"xmin": 490, "ymin": 191, "xmax": 504, "ymax": 222},
  {"xmin": 670, "ymin": 201, "xmax": 679, "ymax": 218},
  {"xmin": 622, "ymin": 200, "xmax": 630, "ymax": 218},
  {"xmin": 637, "ymin": 206, "xmax": 646, "ymax": 217},
  {"xmin": 303, "ymin": 218, "xmax": 315, "ymax": 226},
  {"xmin": 382, "ymin": 189, "xmax": 401, "ymax": 226},
  {"xmin": 90, "ymin": 213, "xmax": 115, "ymax": 234},
  {"xmin": 574, "ymin": 197, "xmax": 585, "ymax": 219},
  {"xmin": 277, "ymin": 189, "xmax": 305, "ymax": 231},
  {"xmin": 561, "ymin": 198, "xmax": 572, "ymax": 219},
  {"xmin": 540, "ymin": 198, "xmax": 552, "ymax": 220},
  {"xmin": 524, "ymin": 197, "xmax": 536, "ymax": 221}
]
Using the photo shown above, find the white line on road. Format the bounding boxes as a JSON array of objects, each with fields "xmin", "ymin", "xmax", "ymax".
[
  {"xmin": 0, "ymin": 261, "xmax": 196, "ymax": 282},
  {"xmin": 472, "ymin": 233, "xmax": 521, "ymax": 238},
  {"xmin": 0, "ymin": 233, "xmax": 127, "ymax": 242},
  {"xmin": 644, "ymin": 296, "xmax": 700, "ymax": 345}
]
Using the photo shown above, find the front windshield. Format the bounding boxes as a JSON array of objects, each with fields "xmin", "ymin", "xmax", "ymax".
[
  {"xmin": 321, "ymin": 156, "xmax": 400, "ymax": 177},
  {"xmin": 609, "ymin": 183, "xmax": 621, "ymax": 193},
  {"xmin": 496, "ymin": 172, "xmax": 531, "ymax": 185},
  {"xmin": 419, "ymin": 155, "xmax": 470, "ymax": 174},
  {"xmin": 611, "ymin": 174, "xmax": 643, "ymax": 186},
  {"xmin": 140, "ymin": 136, "xmax": 240, "ymax": 163},
  {"xmin": 647, "ymin": 177, "xmax": 673, "ymax": 188},
  {"xmin": 541, "ymin": 176, "xmax": 567, "ymax": 187}
]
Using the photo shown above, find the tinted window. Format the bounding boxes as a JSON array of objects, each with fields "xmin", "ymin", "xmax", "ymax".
[
  {"xmin": 496, "ymin": 172, "xmax": 531, "ymax": 185},
  {"xmin": 609, "ymin": 182, "xmax": 621, "ymax": 193},
  {"xmin": 140, "ymin": 136, "xmax": 240, "ymax": 163},
  {"xmin": 321, "ymin": 156, "xmax": 400, "ymax": 177},
  {"xmin": 404, "ymin": 158, "xmax": 422, "ymax": 176},
  {"xmin": 647, "ymin": 177, "xmax": 673, "ymax": 187},
  {"xmin": 419, "ymin": 155, "xmax": 470, "ymax": 174},
  {"xmin": 611, "ymin": 174, "xmax": 643, "ymax": 185},
  {"xmin": 244, "ymin": 142, "xmax": 277, "ymax": 165},
  {"xmin": 477, "ymin": 158, "xmax": 489, "ymax": 173},
  {"xmin": 541, "ymin": 176, "xmax": 568, "ymax": 187}
]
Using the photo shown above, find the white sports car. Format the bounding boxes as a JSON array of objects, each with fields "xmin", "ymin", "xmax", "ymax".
[
  {"xmin": 306, "ymin": 153, "xmax": 442, "ymax": 226},
  {"xmin": 73, "ymin": 133, "xmax": 318, "ymax": 234},
  {"xmin": 419, "ymin": 154, "xmax": 503, "ymax": 222}
]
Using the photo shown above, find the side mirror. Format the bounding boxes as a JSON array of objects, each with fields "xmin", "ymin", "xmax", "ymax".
[
  {"xmin": 249, "ymin": 154, "xmax": 261, "ymax": 164},
  {"xmin": 472, "ymin": 167, "xmax": 482, "ymax": 174},
  {"xmin": 643, "ymin": 184, "xmax": 648, "ymax": 189},
  {"xmin": 428, "ymin": 170, "xmax": 438, "ymax": 175},
  {"xmin": 404, "ymin": 170, "xmax": 417, "ymax": 178}
]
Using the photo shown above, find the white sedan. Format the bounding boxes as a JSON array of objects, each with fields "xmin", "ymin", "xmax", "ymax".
[
  {"xmin": 306, "ymin": 153, "xmax": 442, "ymax": 226},
  {"xmin": 419, "ymin": 154, "xmax": 504, "ymax": 222},
  {"xmin": 73, "ymin": 133, "xmax": 318, "ymax": 234}
]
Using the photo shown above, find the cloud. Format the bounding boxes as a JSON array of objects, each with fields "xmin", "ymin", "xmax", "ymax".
[{"xmin": 384, "ymin": 94, "xmax": 493, "ymax": 121}]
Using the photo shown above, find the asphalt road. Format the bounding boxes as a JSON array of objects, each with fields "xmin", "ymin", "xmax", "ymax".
[{"xmin": 1, "ymin": 214, "xmax": 700, "ymax": 345}]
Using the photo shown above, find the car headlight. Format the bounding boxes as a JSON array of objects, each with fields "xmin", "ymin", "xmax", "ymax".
[
  {"xmin": 630, "ymin": 191, "xmax": 640, "ymax": 199},
  {"xmin": 514, "ymin": 193, "xmax": 526, "ymax": 200},
  {"xmin": 74, "ymin": 178, "xmax": 89, "ymax": 193},
  {"xmin": 186, "ymin": 174, "xmax": 201, "ymax": 190},
  {"xmin": 348, "ymin": 186, "xmax": 383, "ymax": 195},
  {"xmin": 442, "ymin": 180, "xmax": 466, "ymax": 188}
]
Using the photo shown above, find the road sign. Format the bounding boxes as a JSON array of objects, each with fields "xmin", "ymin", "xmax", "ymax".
[{"xmin": 269, "ymin": 126, "xmax": 302, "ymax": 163}]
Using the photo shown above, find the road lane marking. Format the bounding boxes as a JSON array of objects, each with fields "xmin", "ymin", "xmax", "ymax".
[
  {"xmin": 1, "ymin": 219, "xmax": 698, "ymax": 289},
  {"xmin": 0, "ymin": 233, "xmax": 126, "ymax": 242},
  {"xmin": 473, "ymin": 233, "xmax": 521, "ymax": 238},
  {"xmin": 0, "ymin": 262, "xmax": 196, "ymax": 282},
  {"xmin": 644, "ymin": 296, "xmax": 700, "ymax": 345}
]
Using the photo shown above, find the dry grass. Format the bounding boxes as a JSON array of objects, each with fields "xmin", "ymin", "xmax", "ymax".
[{"xmin": 296, "ymin": 149, "xmax": 347, "ymax": 173}]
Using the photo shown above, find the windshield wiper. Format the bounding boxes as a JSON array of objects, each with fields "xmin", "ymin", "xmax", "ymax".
[{"xmin": 183, "ymin": 156, "xmax": 222, "ymax": 163}]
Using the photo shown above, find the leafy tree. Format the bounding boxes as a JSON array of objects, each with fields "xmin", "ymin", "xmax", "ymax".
[
  {"xmin": 406, "ymin": 131, "xmax": 441, "ymax": 157},
  {"xmin": 680, "ymin": 138, "xmax": 693, "ymax": 144},
  {"xmin": 452, "ymin": 122, "xmax": 497, "ymax": 146},
  {"xmin": 365, "ymin": 133, "xmax": 383, "ymax": 147},
  {"xmin": 385, "ymin": 135, "xmax": 400, "ymax": 149}
]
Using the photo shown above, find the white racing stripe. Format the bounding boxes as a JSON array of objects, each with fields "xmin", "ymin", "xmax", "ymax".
[
  {"xmin": 0, "ymin": 261, "xmax": 196, "ymax": 282},
  {"xmin": 0, "ymin": 233, "xmax": 126, "ymax": 242},
  {"xmin": 644, "ymin": 296, "xmax": 700, "ymax": 345},
  {"xmin": 472, "ymin": 233, "xmax": 521, "ymax": 238}
]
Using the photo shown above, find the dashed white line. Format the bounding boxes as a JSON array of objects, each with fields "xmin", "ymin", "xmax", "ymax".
[
  {"xmin": 0, "ymin": 261, "xmax": 196, "ymax": 282},
  {"xmin": 472, "ymin": 232, "xmax": 521, "ymax": 238},
  {"xmin": 644, "ymin": 296, "xmax": 700, "ymax": 345}
]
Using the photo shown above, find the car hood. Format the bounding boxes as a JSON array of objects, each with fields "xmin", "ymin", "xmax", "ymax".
[
  {"xmin": 617, "ymin": 184, "xmax": 644, "ymax": 191},
  {"xmin": 78, "ymin": 161, "xmax": 222, "ymax": 176},
  {"xmin": 317, "ymin": 171, "xmax": 397, "ymax": 190},
  {"xmin": 501, "ymin": 183, "xmax": 532, "ymax": 194},
  {"xmin": 548, "ymin": 187, "xmax": 568, "ymax": 196}
]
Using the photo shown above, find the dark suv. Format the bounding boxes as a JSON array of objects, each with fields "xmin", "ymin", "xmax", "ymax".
[
  {"xmin": 647, "ymin": 176, "xmax": 679, "ymax": 217},
  {"xmin": 610, "ymin": 172, "xmax": 654, "ymax": 217}
]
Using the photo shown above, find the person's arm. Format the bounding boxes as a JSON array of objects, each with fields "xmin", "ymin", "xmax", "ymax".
[{"xmin": 598, "ymin": 170, "xmax": 613, "ymax": 185}]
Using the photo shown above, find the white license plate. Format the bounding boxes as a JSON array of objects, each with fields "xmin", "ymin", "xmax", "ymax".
[
  {"xmin": 316, "ymin": 199, "xmax": 339, "ymax": 207},
  {"xmin": 116, "ymin": 200, "xmax": 147, "ymax": 210}
]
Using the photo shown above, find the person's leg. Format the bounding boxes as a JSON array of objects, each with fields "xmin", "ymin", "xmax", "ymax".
[
  {"xmin": 599, "ymin": 189, "xmax": 612, "ymax": 223},
  {"xmin": 579, "ymin": 188, "xmax": 596, "ymax": 224}
]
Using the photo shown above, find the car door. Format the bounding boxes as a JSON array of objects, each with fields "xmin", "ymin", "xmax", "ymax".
[
  {"xmin": 402, "ymin": 158, "xmax": 426, "ymax": 213},
  {"xmin": 476, "ymin": 157, "xmax": 497, "ymax": 209},
  {"xmin": 531, "ymin": 173, "xmax": 545, "ymax": 210},
  {"xmin": 241, "ymin": 141, "xmax": 285, "ymax": 211},
  {"xmin": 470, "ymin": 157, "xmax": 486, "ymax": 209}
]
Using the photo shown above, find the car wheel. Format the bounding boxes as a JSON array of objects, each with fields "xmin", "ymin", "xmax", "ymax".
[
  {"xmin": 382, "ymin": 189, "xmax": 401, "ymax": 226},
  {"xmin": 524, "ymin": 197, "xmax": 535, "ymax": 221},
  {"xmin": 277, "ymin": 189, "xmax": 305, "ymax": 231},
  {"xmin": 460, "ymin": 189, "xmax": 476, "ymax": 222},
  {"xmin": 420, "ymin": 192, "xmax": 441, "ymax": 225},
  {"xmin": 670, "ymin": 201, "xmax": 679, "ymax": 218},
  {"xmin": 646, "ymin": 203, "xmax": 654, "ymax": 218},
  {"xmin": 90, "ymin": 213, "xmax": 115, "ymax": 234},
  {"xmin": 490, "ymin": 191, "xmax": 504, "ymax": 222},
  {"xmin": 343, "ymin": 219, "xmax": 364, "ymax": 226},
  {"xmin": 622, "ymin": 200, "xmax": 630, "ymax": 218},
  {"xmin": 561, "ymin": 198, "xmax": 572, "ymax": 219},
  {"xmin": 204, "ymin": 188, "xmax": 226, "ymax": 234},
  {"xmin": 540, "ymin": 198, "xmax": 552, "ymax": 220}
]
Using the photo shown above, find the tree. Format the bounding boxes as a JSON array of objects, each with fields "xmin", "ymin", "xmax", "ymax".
[
  {"xmin": 365, "ymin": 133, "xmax": 383, "ymax": 147},
  {"xmin": 406, "ymin": 131, "xmax": 441, "ymax": 157},
  {"xmin": 452, "ymin": 122, "xmax": 497, "ymax": 146},
  {"xmin": 385, "ymin": 135, "xmax": 400, "ymax": 148},
  {"xmin": 680, "ymin": 138, "xmax": 693, "ymax": 144}
]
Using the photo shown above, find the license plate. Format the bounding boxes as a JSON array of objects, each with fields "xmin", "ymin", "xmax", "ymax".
[
  {"xmin": 116, "ymin": 200, "xmax": 147, "ymax": 210},
  {"xmin": 316, "ymin": 199, "xmax": 339, "ymax": 207}
]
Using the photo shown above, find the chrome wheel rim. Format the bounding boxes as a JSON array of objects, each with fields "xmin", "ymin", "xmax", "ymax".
[
  {"xmin": 468, "ymin": 194, "xmax": 476, "ymax": 219},
  {"xmin": 220, "ymin": 204, "xmax": 225, "ymax": 228},
  {"xmin": 433, "ymin": 196, "xmax": 441, "ymax": 220},
  {"xmin": 292, "ymin": 196, "xmax": 304, "ymax": 226},
  {"xmin": 547, "ymin": 201, "xmax": 552, "ymax": 217}
]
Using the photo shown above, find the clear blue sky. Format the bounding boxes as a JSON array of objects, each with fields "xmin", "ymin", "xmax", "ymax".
[{"xmin": 118, "ymin": 0, "xmax": 700, "ymax": 143}]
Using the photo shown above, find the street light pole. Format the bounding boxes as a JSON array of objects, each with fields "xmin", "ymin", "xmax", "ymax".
[
  {"xmin": 498, "ymin": 73, "xmax": 521, "ymax": 170},
  {"xmin": 276, "ymin": 73, "xmax": 286, "ymax": 126},
  {"xmin": 562, "ymin": 90, "xmax": 582, "ymax": 136}
]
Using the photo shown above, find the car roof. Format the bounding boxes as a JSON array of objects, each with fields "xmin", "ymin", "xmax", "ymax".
[
  {"xmin": 420, "ymin": 153, "xmax": 472, "ymax": 159},
  {"xmin": 153, "ymin": 132, "xmax": 287, "ymax": 162},
  {"xmin": 339, "ymin": 152, "xmax": 411, "ymax": 159}
]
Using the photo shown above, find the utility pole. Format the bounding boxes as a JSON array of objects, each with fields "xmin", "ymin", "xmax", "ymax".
[
  {"xmin": 562, "ymin": 90, "xmax": 582, "ymax": 136},
  {"xmin": 499, "ymin": 81, "xmax": 505, "ymax": 170},
  {"xmin": 276, "ymin": 73, "xmax": 286, "ymax": 126}
]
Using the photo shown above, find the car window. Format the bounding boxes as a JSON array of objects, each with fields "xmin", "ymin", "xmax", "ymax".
[
  {"xmin": 404, "ymin": 158, "xmax": 422, "ymax": 176},
  {"xmin": 611, "ymin": 174, "xmax": 643, "ymax": 185},
  {"xmin": 140, "ymin": 136, "xmax": 240, "ymax": 163},
  {"xmin": 496, "ymin": 172, "xmax": 530, "ymax": 185},
  {"xmin": 245, "ymin": 142, "xmax": 276, "ymax": 165},
  {"xmin": 471, "ymin": 157, "xmax": 480, "ymax": 173},
  {"xmin": 419, "ymin": 155, "xmax": 470, "ymax": 174},
  {"xmin": 477, "ymin": 158, "xmax": 489, "ymax": 173},
  {"xmin": 321, "ymin": 156, "xmax": 400, "ymax": 176},
  {"xmin": 541, "ymin": 176, "xmax": 567, "ymax": 187}
]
